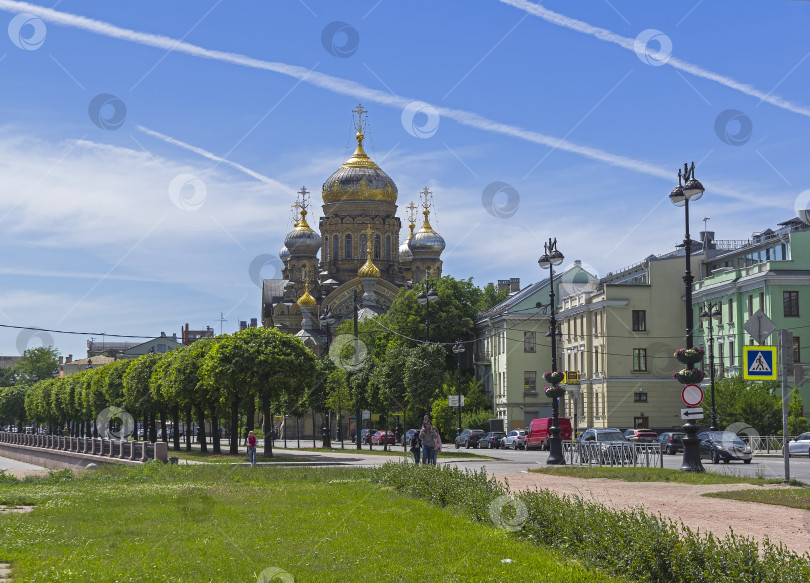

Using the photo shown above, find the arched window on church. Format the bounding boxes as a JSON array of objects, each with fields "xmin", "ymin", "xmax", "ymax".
[
  {"xmin": 323, "ymin": 238, "xmax": 329, "ymax": 262},
  {"xmin": 425, "ymin": 266, "xmax": 431, "ymax": 279},
  {"xmin": 345, "ymin": 234, "xmax": 352, "ymax": 259},
  {"xmin": 302, "ymin": 266, "xmax": 307, "ymax": 281},
  {"xmin": 374, "ymin": 235, "xmax": 381, "ymax": 260},
  {"xmin": 292, "ymin": 267, "xmax": 297, "ymax": 281},
  {"xmin": 385, "ymin": 235, "xmax": 391, "ymax": 260},
  {"xmin": 333, "ymin": 235, "xmax": 339, "ymax": 261},
  {"xmin": 359, "ymin": 233, "xmax": 367, "ymax": 259}
]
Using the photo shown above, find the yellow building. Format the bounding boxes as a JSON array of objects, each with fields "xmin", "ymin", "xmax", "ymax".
[{"xmin": 557, "ymin": 251, "xmax": 701, "ymax": 432}]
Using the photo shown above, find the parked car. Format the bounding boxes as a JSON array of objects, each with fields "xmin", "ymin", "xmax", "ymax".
[
  {"xmin": 479, "ymin": 431, "xmax": 505, "ymax": 449},
  {"xmin": 502, "ymin": 429, "xmax": 527, "ymax": 450},
  {"xmin": 657, "ymin": 432, "xmax": 686, "ymax": 455},
  {"xmin": 788, "ymin": 432, "xmax": 810, "ymax": 456},
  {"xmin": 454, "ymin": 429, "xmax": 486, "ymax": 449},
  {"xmin": 355, "ymin": 429, "xmax": 376, "ymax": 444},
  {"xmin": 577, "ymin": 428, "xmax": 634, "ymax": 462},
  {"xmin": 371, "ymin": 430, "xmax": 396, "ymax": 445},
  {"xmin": 526, "ymin": 418, "xmax": 572, "ymax": 450},
  {"xmin": 402, "ymin": 428, "xmax": 420, "ymax": 450},
  {"xmin": 623, "ymin": 429, "xmax": 659, "ymax": 443},
  {"xmin": 698, "ymin": 431, "xmax": 753, "ymax": 464}
]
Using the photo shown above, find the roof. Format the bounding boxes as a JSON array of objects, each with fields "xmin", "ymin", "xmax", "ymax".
[
  {"xmin": 477, "ymin": 275, "xmax": 553, "ymax": 322},
  {"xmin": 263, "ymin": 279, "xmax": 289, "ymax": 305}
]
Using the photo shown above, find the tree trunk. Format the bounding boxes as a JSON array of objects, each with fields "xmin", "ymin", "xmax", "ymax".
[
  {"xmin": 246, "ymin": 398, "xmax": 255, "ymax": 437},
  {"xmin": 159, "ymin": 409, "xmax": 168, "ymax": 443},
  {"xmin": 172, "ymin": 405, "xmax": 180, "ymax": 451},
  {"xmin": 185, "ymin": 405, "xmax": 192, "ymax": 451},
  {"xmin": 211, "ymin": 409, "xmax": 221, "ymax": 454},
  {"xmin": 296, "ymin": 416, "xmax": 300, "ymax": 449},
  {"xmin": 196, "ymin": 406, "xmax": 208, "ymax": 453},
  {"xmin": 312, "ymin": 409, "xmax": 317, "ymax": 448},
  {"xmin": 229, "ymin": 401, "xmax": 239, "ymax": 455},
  {"xmin": 149, "ymin": 412, "xmax": 157, "ymax": 443},
  {"xmin": 262, "ymin": 404, "xmax": 273, "ymax": 457}
]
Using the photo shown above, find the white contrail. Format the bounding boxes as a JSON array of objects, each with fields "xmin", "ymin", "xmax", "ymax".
[
  {"xmin": 498, "ymin": 0, "xmax": 810, "ymax": 119},
  {"xmin": 135, "ymin": 125, "xmax": 289, "ymax": 190},
  {"xmin": 0, "ymin": 1, "xmax": 765, "ymax": 202}
]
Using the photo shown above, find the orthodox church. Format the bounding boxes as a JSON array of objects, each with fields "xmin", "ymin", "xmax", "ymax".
[{"xmin": 261, "ymin": 105, "xmax": 447, "ymax": 352}]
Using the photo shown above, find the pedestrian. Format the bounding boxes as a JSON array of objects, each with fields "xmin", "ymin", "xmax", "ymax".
[
  {"xmin": 419, "ymin": 421, "xmax": 439, "ymax": 465},
  {"xmin": 247, "ymin": 430, "xmax": 257, "ymax": 466},
  {"xmin": 433, "ymin": 431, "xmax": 442, "ymax": 464},
  {"xmin": 410, "ymin": 431, "xmax": 421, "ymax": 464}
]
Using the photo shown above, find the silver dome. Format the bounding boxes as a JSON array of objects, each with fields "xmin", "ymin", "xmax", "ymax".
[
  {"xmin": 279, "ymin": 245, "xmax": 291, "ymax": 262},
  {"xmin": 284, "ymin": 222, "xmax": 321, "ymax": 257},
  {"xmin": 408, "ymin": 225, "xmax": 445, "ymax": 257},
  {"xmin": 399, "ymin": 239, "xmax": 413, "ymax": 263}
]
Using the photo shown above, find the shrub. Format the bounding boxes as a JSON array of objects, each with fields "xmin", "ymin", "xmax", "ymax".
[{"xmin": 371, "ymin": 461, "xmax": 810, "ymax": 583}]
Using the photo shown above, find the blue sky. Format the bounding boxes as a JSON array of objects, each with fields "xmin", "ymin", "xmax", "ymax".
[{"xmin": 0, "ymin": 0, "xmax": 809, "ymax": 359}]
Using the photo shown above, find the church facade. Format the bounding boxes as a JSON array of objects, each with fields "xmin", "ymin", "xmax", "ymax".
[{"xmin": 261, "ymin": 105, "xmax": 447, "ymax": 351}]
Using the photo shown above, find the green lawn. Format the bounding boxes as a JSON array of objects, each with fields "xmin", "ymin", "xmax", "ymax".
[
  {"xmin": 171, "ymin": 450, "xmax": 312, "ymax": 464},
  {"xmin": 529, "ymin": 466, "xmax": 801, "ymax": 486},
  {"xmin": 706, "ymin": 486, "xmax": 810, "ymax": 509},
  {"xmin": 0, "ymin": 465, "xmax": 622, "ymax": 582}
]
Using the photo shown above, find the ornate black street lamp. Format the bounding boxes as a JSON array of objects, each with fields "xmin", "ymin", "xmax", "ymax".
[
  {"xmin": 670, "ymin": 161, "xmax": 705, "ymax": 472},
  {"xmin": 452, "ymin": 341, "xmax": 466, "ymax": 438},
  {"xmin": 417, "ymin": 277, "xmax": 439, "ymax": 342},
  {"xmin": 319, "ymin": 306, "xmax": 336, "ymax": 448},
  {"xmin": 700, "ymin": 303, "xmax": 722, "ymax": 432},
  {"xmin": 538, "ymin": 238, "xmax": 565, "ymax": 465}
]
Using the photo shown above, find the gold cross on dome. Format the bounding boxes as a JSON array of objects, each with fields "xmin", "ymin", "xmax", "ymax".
[
  {"xmin": 419, "ymin": 186, "xmax": 433, "ymax": 211},
  {"xmin": 406, "ymin": 201, "xmax": 418, "ymax": 224},
  {"xmin": 298, "ymin": 186, "xmax": 310, "ymax": 210},
  {"xmin": 352, "ymin": 103, "xmax": 368, "ymax": 133}
]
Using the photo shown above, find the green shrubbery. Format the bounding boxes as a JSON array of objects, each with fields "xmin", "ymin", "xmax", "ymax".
[{"xmin": 371, "ymin": 461, "xmax": 810, "ymax": 583}]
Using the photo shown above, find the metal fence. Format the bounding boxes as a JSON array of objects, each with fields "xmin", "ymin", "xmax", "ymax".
[
  {"xmin": 562, "ymin": 441, "xmax": 664, "ymax": 467},
  {"xmin": 739, "ymin": 435, "xmax": 794, "ymax": 453},
  {"xmin": 0, "ymin": 431, "xmax": 164, "ymax": 463}
]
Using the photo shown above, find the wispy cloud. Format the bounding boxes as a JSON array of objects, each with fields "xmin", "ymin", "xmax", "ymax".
[
  {"xmin": 498, "ymin": 0, "xmax": 810, "ymax": 119},
  {"xmin": 135, "ymin": 125, "xmax": 292, "ymax": 191}
]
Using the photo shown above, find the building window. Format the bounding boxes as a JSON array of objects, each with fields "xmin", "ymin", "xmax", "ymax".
[
  {"xmin": 729, "ymin": 341, "xmax": 735, "ymax": 367},
  {"xmin": 524, "ymin": 371, "xmax": 536, "ymax": 393},
  {"xmin": 728, "ymin": 298, "xmax": 733, "ymax": 322},
  {"xmin": 374, "ymin": 234, "xmax": 381, "ymax": 260},
  {"xmin": 323, "ymin": 237, "xmax": 328, "ymax": 262},
  {"xmin": 632, "ymin": 310, "xmax": 646, "ymax": 332},
  {"xmin": 594, "ymin": 392, "xmax": 599, "ymax": 416},
  {"xmin": 760, "ymin": 292, "xmax": 765, "ymax": 313},
  {"xmin": 333, "ymin": 234, "xmax": 339, "ymax": 261},
  {"xmin": 634, "ymin": 392, "xmax": 648, "ymax": 403},
  {"xmin": 634, "ymin": 416, "xmax": 649, "ymax": 429},
  {"xmin": 748, "ymin": 295, "xmax": 753, "ymax": 317},
  {"xmin": 784, "ymin": 291, "xmax": 800, "ymax": 317},
  {"xmin": 718, "ymin": 343, "xmax": 725, "ymax": 374},
  {"xmin": 794, "ymin": 337, "xmax": 802, "ymax": 363},
  {"xmin": 524, "ymin": 331, "xmax": 536, "ymax": 353},
  {"xmin": 359, "ymin": 233, "xmax": 367, "ymax": 259},
  {"xmin": 593, "ymin": 346, "xmax": 599, "ymax": 374},
  {"xmin": 633, "ymin": 348, "xmax": 647, "ymax": 372},
  {"xmin": 385, "ymin": 235, "xmax": 391, "ymax": 260},
  {"xmin": 345, "ymin": 234, "xmax": 352, "ymax": 259}
]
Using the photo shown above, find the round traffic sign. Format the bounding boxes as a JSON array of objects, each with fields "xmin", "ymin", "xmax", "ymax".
[{"xmin": 682, "ymin": 384, "xmax": 704, "ymax": 407}]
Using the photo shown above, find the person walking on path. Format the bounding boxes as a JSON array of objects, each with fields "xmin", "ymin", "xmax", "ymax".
[
  {"xmin": 247, "ymin": 430, "xmax": 257, "ymax": 466},
  {"xmin": 433, "ymin": 432, "xmax": 442, "ymax": 464},
  {"xmin": 410, "ymin": 431, "xmax": 421, "ymax": 464},
  {"xmin": 419, "ymin": 421, "xmax": 439, "ymax": 465}
]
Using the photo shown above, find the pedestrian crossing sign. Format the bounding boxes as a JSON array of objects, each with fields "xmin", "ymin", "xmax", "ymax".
[{"xmin": 742, "ymin": 345, "xmax": 777, "ymax": 380}]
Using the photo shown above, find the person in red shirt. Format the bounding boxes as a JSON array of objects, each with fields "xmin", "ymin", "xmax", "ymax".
[{"xmin": 247, "ymin": 430, "xmax": 257, "ymax": 466}]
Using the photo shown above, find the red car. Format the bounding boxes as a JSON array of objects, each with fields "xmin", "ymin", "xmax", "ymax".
[
  {"xmin": 371, "ymin": 430, "xmax": 396, "ymax": 445},
  {"xmin": 623, "ymin": 429, "xmax": 659, "ymax": 443}
]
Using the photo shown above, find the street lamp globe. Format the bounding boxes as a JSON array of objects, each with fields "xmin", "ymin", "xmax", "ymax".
[
  {"xmin": 683, "ymin": 177, "xmax": 705, "ymax": 201},
  {"xmin": 417, "ymin": 290, "xmax": 427, "ymax": 305},
  {"xmin": 669, "ymin": 184, "xmax": 686, "ymax": 207},
  {"xmin": 549, "ymin": 249, "xmax": 564, "ymax": 266},
  {"xmin": 452, "ymin": 342, "xmax": 465, "ymax": 355},
  {"xmin": 538, "ymin": 253, "xmax": 551, "ymax": 269}
]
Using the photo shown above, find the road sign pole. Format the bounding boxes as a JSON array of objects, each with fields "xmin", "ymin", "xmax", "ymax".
[{"xmin": 780, "ymin": 330, "xmax": 792, "ymax": 483}]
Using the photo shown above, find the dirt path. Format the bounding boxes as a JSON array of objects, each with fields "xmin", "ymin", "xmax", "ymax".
[{"xmin": 497, "ymin": 472, "xmax": 810, "ymax": 554}]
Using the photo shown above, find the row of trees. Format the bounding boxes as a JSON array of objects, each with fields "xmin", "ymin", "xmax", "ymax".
[
  {"xmin": 0, "ymin": 276, "xmax": 507, "ymax": 453},
  {"xmin": 713, "ymin": 376, "xmax": 808, "ymax": 435}
]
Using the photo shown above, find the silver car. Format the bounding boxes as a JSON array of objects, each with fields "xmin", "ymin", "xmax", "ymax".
[
  {"xmin": 788, "ymin": 432, "xmax": 810, "ymax": 456},
  {"xmin": 502, "ymin": 430, "xmax": 526, "ymax": 450}
]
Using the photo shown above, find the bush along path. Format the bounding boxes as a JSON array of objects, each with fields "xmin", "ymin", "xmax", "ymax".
[{"xmin": 370, "ymin": 461, "xmax": 810, "ymax": 583}]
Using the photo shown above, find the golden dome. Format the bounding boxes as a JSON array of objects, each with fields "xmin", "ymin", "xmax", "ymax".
[
  {"xmin": 297, "ymin": 280, "xmax": 317, "ymax": 308},
  {"xmin": 322, "ymin": 132, "xmax": 398, "ymax": 204},
  {"xmin": 357, "ymin": 228, "xmax": 381, "ymax": 278}
]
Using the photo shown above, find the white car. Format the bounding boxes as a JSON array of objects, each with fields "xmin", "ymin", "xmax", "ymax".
[
  {"xmin": 502, "ymin": 430, "xmax": 526, "ymax": 450},
  {"xmin": 788, "ymin": 432, "xmax": 810, "ymax": 456}
]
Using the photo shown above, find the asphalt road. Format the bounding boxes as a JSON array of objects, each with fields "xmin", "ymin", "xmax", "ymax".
[{"xmin": 0, "ymin": 455, "xmax": 45, "ymax": 472}]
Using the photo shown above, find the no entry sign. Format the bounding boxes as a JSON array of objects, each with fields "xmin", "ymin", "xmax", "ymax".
[{"xmin": 682, "ymin": 384, "xmax": 704, "ymax": 407}]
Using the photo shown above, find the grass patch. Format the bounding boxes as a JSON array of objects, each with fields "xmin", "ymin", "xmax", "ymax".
[
  {"xmin": 373, "ymin": 462, "xmax": 810, "ymax": 583},
  {"xmin": 0, "ymin": 463, "xmax": 620, "ymax": 582},
  {"xmin": 171, "ymin": 450, "xmax": 311, "ymax": 464},
  {"xmin": 529, "ymin": 466, "xmax": 797, "ymax": 486},
  {"xmin": 706, "ymin": 484, "xmax": 810, "ymax": 510}
]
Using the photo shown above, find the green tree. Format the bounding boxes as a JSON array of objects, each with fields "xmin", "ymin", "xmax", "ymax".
[
  {"xmin": 0, "ymin": 384, "xmax": 28, "ymax": 429},
  {"xmin": 14, "ymin": 346, "xmax": 59, "ymax": 385},
  {"xmin": 788, "ymin": 388, "xmax": 809, "ymax": 435},
  {"xmin": 0, "ymin": 367, "xmax": 16, "ymax": 387},
  {"xmin": 404, "ymin": 344, "xmax": 446, "ymax": 417},
  {"xmin": 715, "ymin": 376, "xmax": 782, "ymax": 435},
  {"xmin": 123, "ymin": 354, "xmax": 162, "ymax": 442}
]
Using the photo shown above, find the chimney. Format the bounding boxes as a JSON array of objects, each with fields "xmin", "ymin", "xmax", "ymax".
[
  {"xmin": 250, "ymin": 318, "xmax": 257, "ymax": 328},
  {"xmin": 240, "ymin": 321, "xmax": 248, "ymax": 331},
  {"xmin": 510, "ymin": 277, "xmax": 520, "ymax": 293},
  {"xmin": 66, "ymin": 354, "xmax": 73, "ymax": 364},
  {"xmin": 58, "ymin": 356, "xmax": 64, "ymax": 365},
  {"xmin": 497, "ymin": 279, "xmax": 510, "ymax": 293}
]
